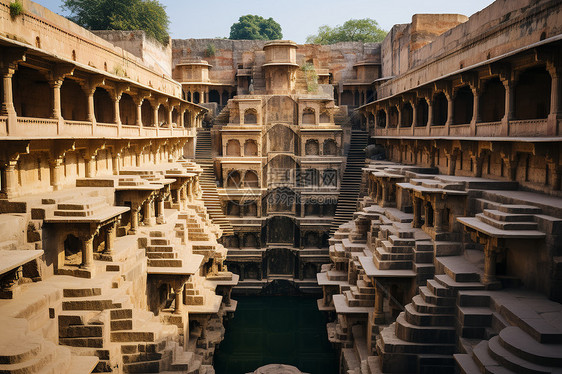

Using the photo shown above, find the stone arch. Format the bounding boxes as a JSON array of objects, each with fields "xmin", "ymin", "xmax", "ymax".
[
  {"xmin": 193, "ymin": 92, "xmax": 200, "ymax": 104},
  {"xmin": 305, "ymin": 139, "xmax": 320, "ymax": 155},
  {"xmin": 243, "ymin": 170, "xmax": 259, "ymax": 187},
  {"xmin": 183, "ymin": 110, "xmax": 191, "ymax": 128},
  {"xmin": 514, "ymin": 66, "xmax": 551, "ymax": 120},
  {"xmin": 244, "ymin": 108, "xmax": 258, "ymax": 124},
  {"xmin": 376, "ymin": 109, "xmax": 386, "ymax": 128},
  {"xmin": 320, "ymin": 111, "xmax": 330, "ymax": 123},
  {"xmin": 226, "ymin": 139, "xmax": 241, "ymax": 156},
  {"xmin": 388, "ymin": 106, "xmax": 399, "ymax": 127},
  {"xmin": 415, "ymin": 98, "xmax": 429, "ymax": 126},
  {"xmin": 323, "ymin": 139, "xmax": 338, "ymax": 156},
  {"xmin": 119, "ymin": 93, "xmax": 137, "ymax": 125},
  {"xmin": 12, "ymin": 66, "xmax": 51, "ymax": 119},
  {"xmin": 209, "ymin": 89, "xmax": 220, "ymax": 105},
  {"xmin": 432, "ymin": 92, "xmax": 448, "ymax": 126},
  {"xmin": 302, "ymin": 107, "xmax": 315, "ymax": 124},
  {"xmin": 480, "ymin": 77, "xmax": 505, "ymax": 122},
  {"xmin": 61, "ymin": 78, "xmax": 88, "ymax": 121},
  {"xmin": 453, "ymin": 86, "xmax": 474, "ymax": 125},
  {"xmin": 226, "ymin": 170, "xmax": 241, "ymax": 188},
  {"xmin": 244, "ymin": 139, "xmax": 258, "ymax": 156},
  {"xmin": 141, "ymin": 99, "xmax": 154, "ymax": 126},
  {"xmin": 171, "ymin": 107, "xmax": 179, "ymax": 125},
  {"xmin": 157, "ymin": 104, "xmax": 167, "ymax": 126},
  {"xmin": 400, "ymin": 102, "xmax": 413, "ymax": 127},
  {"xmin": 368, "ymin": 112, "xmax": 375, "ymax": 128},
  {"xmin": 93, "ymin": 87, "xmax": 114, "ymax": 123}
]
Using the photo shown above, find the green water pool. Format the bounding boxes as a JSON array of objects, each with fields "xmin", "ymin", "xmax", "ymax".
[{"xmin": 213, "ymin": 296, "xmax": 339, "ymax": 374}]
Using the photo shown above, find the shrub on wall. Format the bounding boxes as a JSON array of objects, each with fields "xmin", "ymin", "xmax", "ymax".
[{"xmin": 9, "ymin": 1, "xmax": 24, "ymax": 18}]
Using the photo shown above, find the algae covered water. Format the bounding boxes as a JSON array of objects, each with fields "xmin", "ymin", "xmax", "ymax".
[{"xmin": 213, "ymin": 296, "xmax": 339, "ymax": 374}]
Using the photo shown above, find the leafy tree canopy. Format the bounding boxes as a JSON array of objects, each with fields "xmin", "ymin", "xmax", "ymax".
[
  {"xmin": 306, "ymin": 18, "xmax": 386, "ymax": 44},
  {"xmin": 62, "ymin": 0, "xmax": 170, "ymax": 45},
  {"xmin": 229, "ymin": 15, "xmax": 282, "ymax": 40}
]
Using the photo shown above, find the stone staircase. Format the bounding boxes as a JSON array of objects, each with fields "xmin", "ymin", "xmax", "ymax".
[
  {"xmin": 58, "ymin": 275, "xmax": 179, "ymax": 373},
  {"xmin": 330, "ymin": 129, "xmax": 369, "ymax": 235},
  {"xmin": 376, "ymin": 255, "xmax": 486, "ymax": 373},
  {"xmin": 454, "ymin": 291, "xmax": 562, "ymax": 374},
  {"xmin": 194, "ymin": 129, "xmax": 234, "ymax": 237},
  {"xmin": 0, "ymin": 316, "xmax": 97, "ymax": 374}
]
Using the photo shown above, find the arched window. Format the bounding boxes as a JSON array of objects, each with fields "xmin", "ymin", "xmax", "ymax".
[
  {"xmin": 119, "ymin": 93, "xmax": 137, "ymax": 125},
  {"xmin": 479, "ymin": 78, "xmax": 505, "ymax": 122},
  {"xmin": 432, "ymin": 92, "xmax": 448, "ymax": 126},
  {"xmin": 453, "ymin": 86, "xmax": 473, "ymax": 125},
  {"xmin": 226, "ymin": 139, "xmax": 241, "ymax": 156},
  {"xmin": 244, "ymin": 108, "xmax": 258, "ymax": 124},
  {"xmin": 323, "ymin": 139, "xmax": 338, "ymax": 156},
  {"xmin": 305, "ymin": 139, "xmax": 319, "ymax": 155},
  {"xmin": 302, "ymin": 108, "xmax": 315, "ymax": 124},
  {"xmin": 376, "ymin": 109, "xmax": 386, "ymax": 128},
  {"xmin": 415, "ymin": 99, "xmax": 429, "ymax": 126},
  {"xmin": 226, "ymin": 171, "xmax": 241, "ymax": 188},
  {"xmin": 141, "ymin": 99, "xmax": 153, "ymax": 126},
  {"xmin": 514, "ymin": 66, "xmax": 551, "ymax": 120},
  {"xmin": 93, "ymin": 87, "xmax": 114, "ymax": 123},
  {"xmin": 400, "ymin": 102, "xmax": 413, "ymax": 127},
  {"xmin": 388, "ymin": 106, "xmax": 399, "ymax": 127},
  {"xmin": 243, "ymin": 171, "xmax": 259, "ymax": 187},
  {"xmin": 244, "ymin": 139, "xmax": 258, "ymax": 156},
  {"xmin": 319, "ymin": 111, "xmax": 330, "ymax": 123}
]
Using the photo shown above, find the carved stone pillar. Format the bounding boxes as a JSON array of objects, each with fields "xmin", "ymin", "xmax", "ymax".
[
  {"xmin": 412, "ymin": 197, "xmax": 422, "ymax": 228},
  {"xmin": 143, "ymin": 199, "xmax": 154, "ymax": 226},
  {"xmin": 49, "ymin": 158, "xmax": 64, "ymax": 191},
  {"xmin": 482, "ymin": 239, "xmax": 498, "ymax": 285},
  {"xmin": 80, "ymin": 231, "xmax": 95, "ymax": 270},
  {"xmin": 174, "ymin": 284, "xmax": 184, "ymax": 314},
  {"xmin": 105, "ymin": 222, "xmax": 116, "ymax": 255},
  {"xmin": 374, "ymin": 283, "xmax": 385, "ymax": 323},
  {"xmin": 156, "ymin": 197, "xmax": 166, "ymax": 224},
  {"xmin": 50, "ymin": 79, "xmax": 63, "ymax": 120},
  {"xmin": 129, "ymin": 205, "xmax": 139, "ymax": 234},
  {"xmin": 1, "ymin": 67, "xmax": 17, "ymax": 134},
  {"xmin": 434, "ymin": 204, "xmax": 445, "ymax": 232}
]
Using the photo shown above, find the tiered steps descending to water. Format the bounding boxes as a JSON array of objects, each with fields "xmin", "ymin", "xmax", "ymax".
[{"xmin": 330, "ymin": 130, "xmax": 369, "ymax": 235}]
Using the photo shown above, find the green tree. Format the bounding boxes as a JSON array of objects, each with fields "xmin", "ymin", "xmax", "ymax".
[
  {"xmin": 306, "ymin": 18, "xmax": 386, "ymax": 44},
  {"xmin": 62, "ymin": 0, "xmax": 170, "ymax": 45},
  {"xmin": 229, "ymin": 15, "xmax": 282, "ymax": 40}
]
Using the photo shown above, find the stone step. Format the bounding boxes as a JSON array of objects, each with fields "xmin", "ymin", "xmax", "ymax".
[
  {"xmin": 498, "ymin": 205, "xmax": 541, "ymax": 215},
  {"xmin": 434, "ymin": 275, "xmax": 485, "ymax": 294},
  {"xmin": 419, "ymin": 286, "xmax": 455, "ymax": 307},
  {"xmin": 59, "ymin": 324, "xmax": 104, "ymax": 338},
  {"xmin": 395, "ymin": 313, "xmax": 456, "ymax": 344},
  {"xmin": 147, "ymin": 259, "xmax": 183, "ymax": 267},
  {"xmin": 457, "ymin": 306, "xmax": 493, "ymax": 327},
  {"xmin": 434, "ymin": 241, "xmax": 462, "ymax": 257},
  {"xmin": 488, "ymin": 335, "xmax": 554, "ymax": 374},
  {"xmin": 476, "ymin": 213, "xmax": 538, "ymax": 231},
  {"xmin": 412, "ymin": 295, "xmax": 455, "ymax": 315},
  {"xmin": 146, "ymin": 252, "xmax": 177, "ymax": 259},
  {"xmin": 483, "ymin": 209, "xmax": 536, "ymax": 222},
  {"xmin": 498, "ymin": 326, "xmax": 562, "ymax": 367},
  {"xmin": 453, "ymin": 353, "xmax": 482, "ymax": 374},
  {"xmin": 436, "ymin": 256, "xmax": 481, "ymax": 283},
  {"xmin": 404, "ymin": 303, "xmax": 455, "ymax": 327}
]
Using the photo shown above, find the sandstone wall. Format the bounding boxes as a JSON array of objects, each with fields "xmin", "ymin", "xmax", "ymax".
[{"xmin": 0, "ymin": 0, "xmax": 182, "ymax": 97}]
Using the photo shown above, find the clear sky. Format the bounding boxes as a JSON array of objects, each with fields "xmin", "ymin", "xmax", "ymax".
[{"xmin": 33, "ymin": 0, "xmax": 496, "ymax": 43}]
